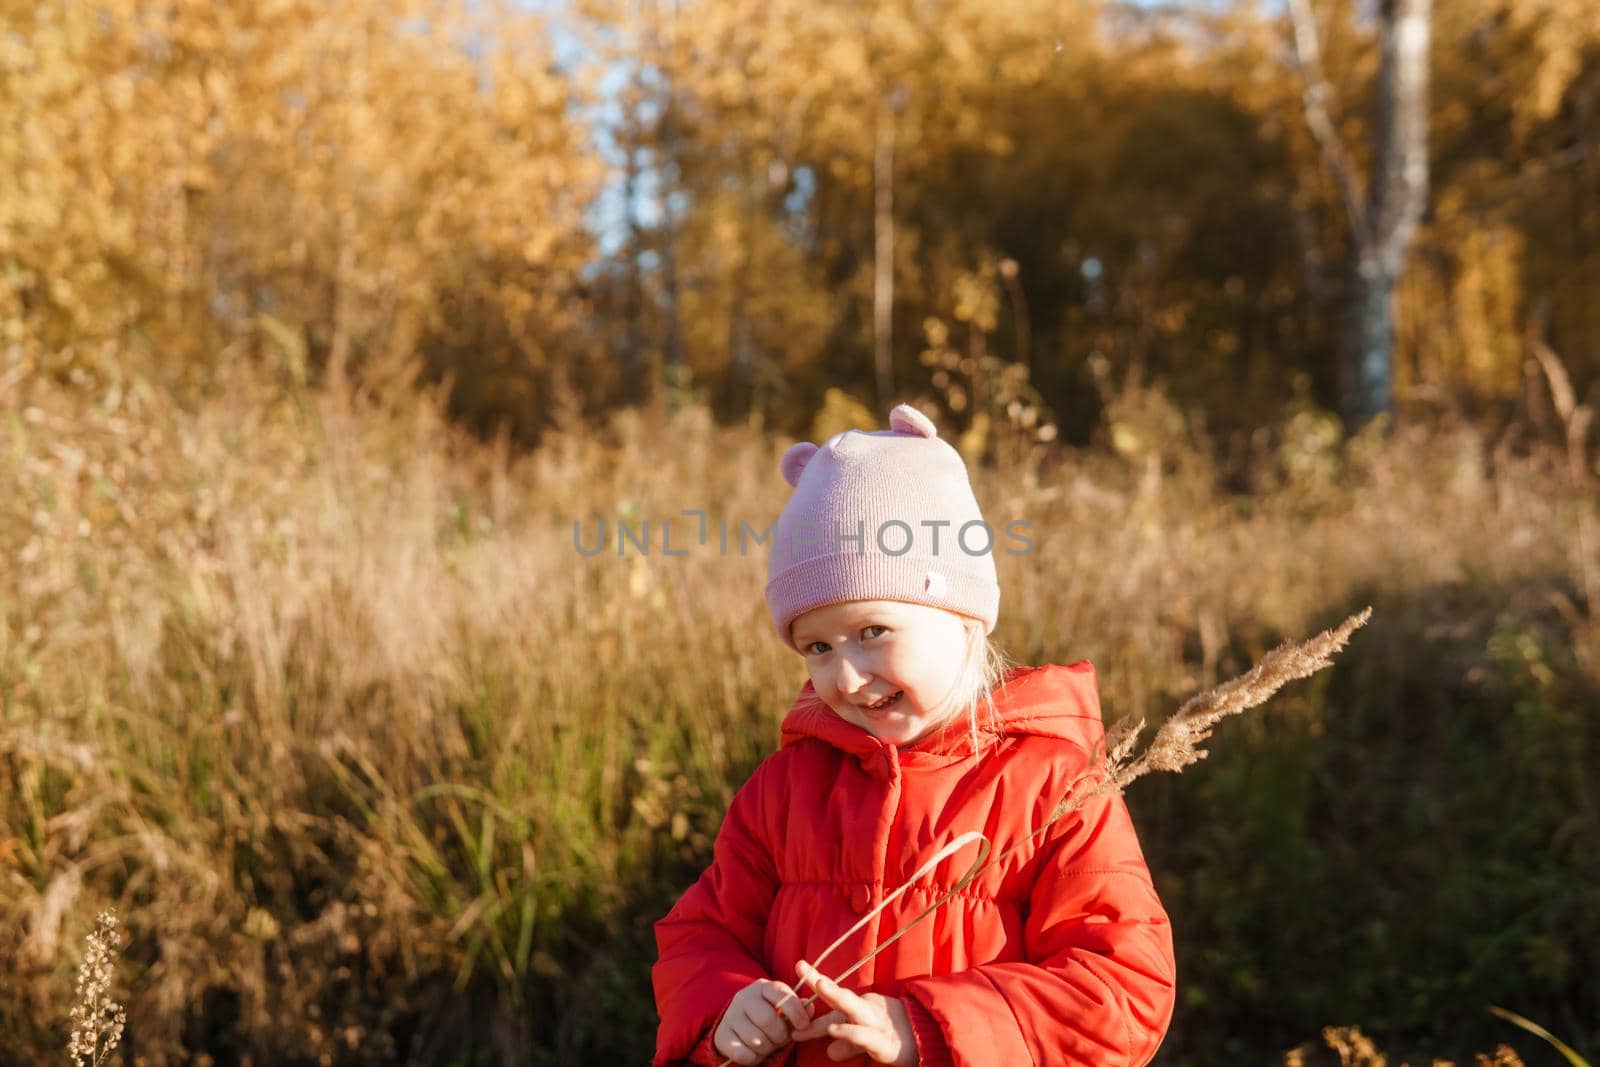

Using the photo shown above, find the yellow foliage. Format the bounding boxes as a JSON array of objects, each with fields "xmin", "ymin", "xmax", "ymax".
[
  {"xmin": 1, "ymin": 0, "xmax": 602, "ymax": 418},
  {"xmin": 1400, "ymin": 210, "xmax": 1527, "ymax": 403},
  {"xmin": 810, "ymin": 387, "xmax": 878, "ymax": 442}
]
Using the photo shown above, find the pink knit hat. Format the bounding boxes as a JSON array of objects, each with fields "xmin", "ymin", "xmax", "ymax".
[{"xmin": 765, "ymin": 403, "xmax": 1000, "ymax": 652}]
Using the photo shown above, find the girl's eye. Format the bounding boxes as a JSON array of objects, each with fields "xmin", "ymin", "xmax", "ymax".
[
  {"xmin": 863, "ymin": 625, "xmax": 888, "ymax": 639},
  {"xmin": 805, "ymin": 641, "xmax": 830, "ymax": 655}
]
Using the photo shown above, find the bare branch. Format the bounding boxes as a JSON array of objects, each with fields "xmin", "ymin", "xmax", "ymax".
[
  {"xmin": 1287, "ymin": 0, "xmax": 1368, "ymax": 239},
  {"xmin": 1433, "ymin": 140, "xmax": 1596, "ymax": 223}
]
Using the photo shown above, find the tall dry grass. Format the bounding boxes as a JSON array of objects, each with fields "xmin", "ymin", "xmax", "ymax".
[
  {"xmin": 67, "ymin": 908, "xmax": 126, "ymax": 1066},
  {"xmin": 1284, "ymin": 1024, "xmax": 1525, "ymax": 1066},
  {"xmin": 3, "ymin": 353, "xmax": 1597, "ymax": 1063}
]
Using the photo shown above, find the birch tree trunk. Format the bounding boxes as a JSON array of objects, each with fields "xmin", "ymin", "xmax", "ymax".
[
  {"xmin": 1290, "ymin": 0, "xmax": 1431, "ymax": 434},
  {"xmin": 1343, "ymin": 0, "xmax": 1431, "ymax": 433}
]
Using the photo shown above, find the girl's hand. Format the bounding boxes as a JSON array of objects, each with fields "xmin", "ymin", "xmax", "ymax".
[
  {"xmin": 714, "ymin": 978, "xmax": 812, "ymax": 1065},
  {"xmin": 790, "ymin": 960, "xmax": 919, "ymax": 1066}
]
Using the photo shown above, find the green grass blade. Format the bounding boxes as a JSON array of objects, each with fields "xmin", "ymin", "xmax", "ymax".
[{"xmin": 1488, "ymin": 1005, "xmax": 1591, "ymax": 1067}]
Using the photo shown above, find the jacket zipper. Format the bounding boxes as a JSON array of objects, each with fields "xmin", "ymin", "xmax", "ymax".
[{"xmin": 866, "ymin": 745, "xmax": 903, "ymax": 988}]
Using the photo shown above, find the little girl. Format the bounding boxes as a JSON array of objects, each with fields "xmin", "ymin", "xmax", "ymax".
[{"xmin": 653, "ymin": 404, "xmax": 1176, "ymax": 1066}]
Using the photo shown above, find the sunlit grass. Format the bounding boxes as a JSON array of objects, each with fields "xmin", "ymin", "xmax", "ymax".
[{"xmin": 4, "ymin": 355, "xmax": 1596, "ymax": 1063}]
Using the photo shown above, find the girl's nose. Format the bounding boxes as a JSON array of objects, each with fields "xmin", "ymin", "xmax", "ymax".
[{"xmin": 835, "ymin": 654, "xmax": 872, "ymax": 693}]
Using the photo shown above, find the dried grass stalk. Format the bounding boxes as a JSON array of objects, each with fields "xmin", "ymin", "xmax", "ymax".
[
  {"xmin": 68, "ymin": 908, "xmax": 127, "ymax": 1067},
  {"xmin": 1095, "ymin": 606, "xmax": 1374, "ymax": 795}
]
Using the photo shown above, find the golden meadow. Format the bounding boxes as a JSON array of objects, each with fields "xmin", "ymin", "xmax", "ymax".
[
  {"xmin": 6, "ymin": 356, "xmax": 1597, "ymax": 1064},
  {"xmin": 5, "ymin": 0, "xmax": 1600, "ymax": 1063}
]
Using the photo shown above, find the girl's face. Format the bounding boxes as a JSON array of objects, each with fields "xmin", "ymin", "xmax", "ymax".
[{"xmin": 791, "ymin": 599, "xmax": 973, "ymax": 746}]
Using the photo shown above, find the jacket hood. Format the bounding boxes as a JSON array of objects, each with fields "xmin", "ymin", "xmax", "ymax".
[{"xmin": 778, "ymin": 661, "xmax": 1106, "ymax": 763}]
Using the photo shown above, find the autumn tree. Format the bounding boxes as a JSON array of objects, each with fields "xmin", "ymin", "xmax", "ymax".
[
  {"xmin": 1289, "ymin": 0, "xmax": 1431, "ymax": 434},
  {"xmin": 2, "ymin": 0, "xmax": 604, "ymax": 440}
]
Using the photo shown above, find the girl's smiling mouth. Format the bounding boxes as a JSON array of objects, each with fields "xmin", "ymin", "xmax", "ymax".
[{"xmin": 859, "ymin": 691, "xmax": 905, "ymax": 714}]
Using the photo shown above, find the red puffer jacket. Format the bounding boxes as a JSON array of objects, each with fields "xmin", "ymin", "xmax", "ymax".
[{"xmin": 653, "ymin": 661, "xmax": 1177, "ymax": 1067}]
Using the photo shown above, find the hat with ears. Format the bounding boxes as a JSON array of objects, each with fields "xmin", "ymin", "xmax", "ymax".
[{"xmin": 765, "ymin": 402, "xmax": 1000, "ymax": 652}]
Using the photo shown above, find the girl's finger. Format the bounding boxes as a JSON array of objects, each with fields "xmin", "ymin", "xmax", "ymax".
[
  {"xmin": 731, "ymin": 1019, "xmax": 772, "ymax": 1061},
  {"xmin": 795, "ymin": 960, "xmax": 869, "ymax": 1021},
  {"xmin": 827, "ymin": 1036, "xmax": 866, "ymax": 1062},
  {"xmin": 790, "ymin": 1008, "xmax": 845, "ymax": 1042},
  {"xmin": 826, "ymin": 1021, "xmax": 887, "ymax": 1062},
  {"xmin": 748, "ymin": 1002, "xmax": 790, "ymax": 1046},
  {"xmin": 718, "ymin": 1033, "xmax": 758, "ymax": 1067},
  {"xmin": 760, "ymin": 981, "xmax": 810, "ymax": 1030}
]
